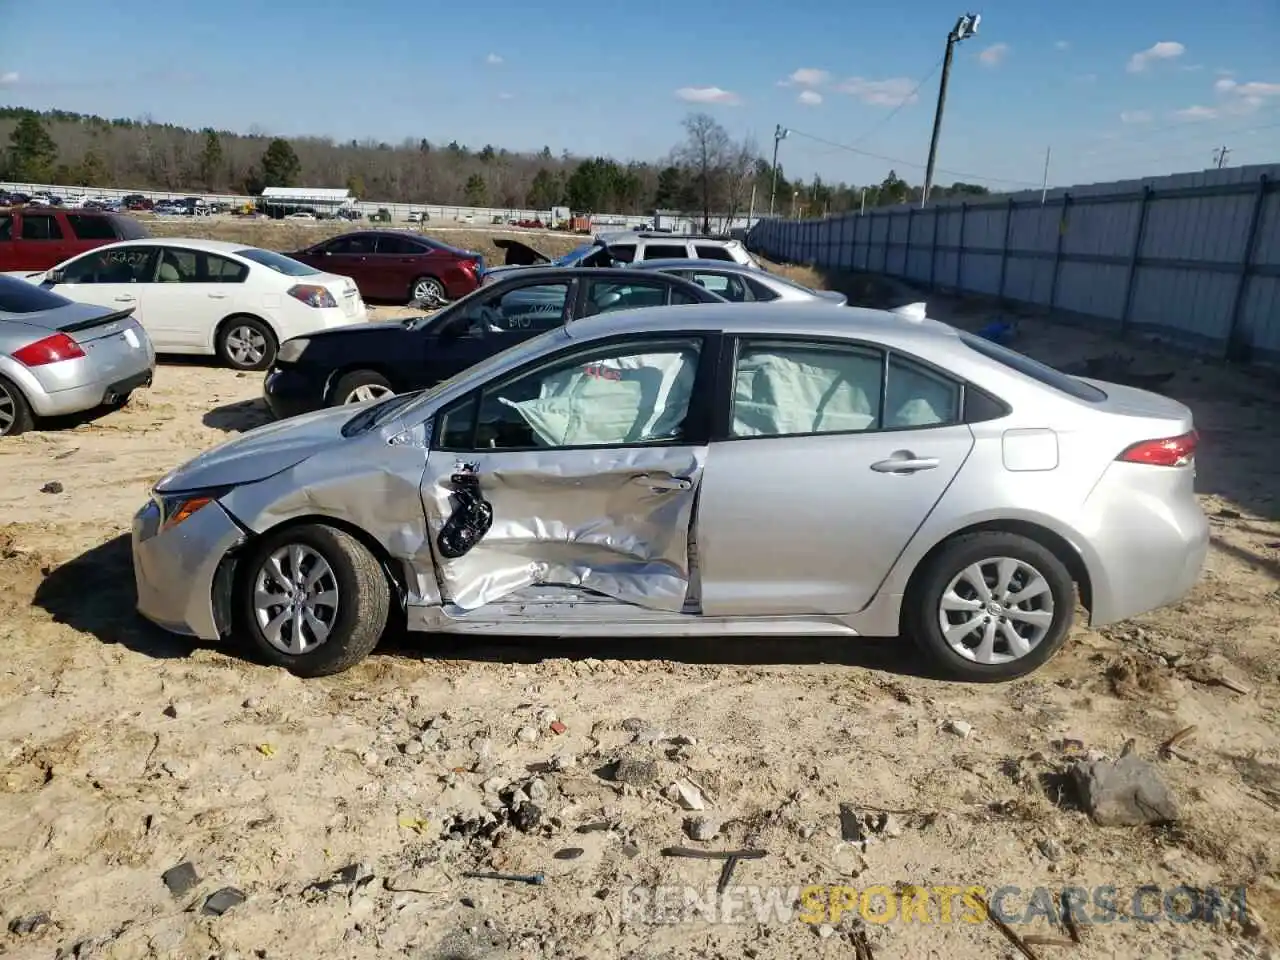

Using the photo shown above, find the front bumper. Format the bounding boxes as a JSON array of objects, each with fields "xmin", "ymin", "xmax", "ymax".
[
  {"xmin": 263, "ymin": 366, "xmax": 326, "ymax": 420},
  {"xmin": 132, "ymin": 497, "xmax": 245, "ymax": 640}
]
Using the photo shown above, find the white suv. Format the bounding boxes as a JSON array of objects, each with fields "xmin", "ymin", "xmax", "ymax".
[{"xmin": 596, "ymin": 232, "xmax": 762, "ymax": 269}]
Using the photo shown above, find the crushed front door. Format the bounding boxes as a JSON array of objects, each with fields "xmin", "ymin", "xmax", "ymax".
[{"xmin": 418, "ymin": 335, "xmax": 712, "ymax": 612}]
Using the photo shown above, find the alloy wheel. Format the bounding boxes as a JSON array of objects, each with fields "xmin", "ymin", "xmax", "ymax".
[
  {"xmin": 413, "ymin": 278, "xmax": 445, "ymax": 302},
  {"xmin": 225, "ymin": 325, "xmax": 268, "ymax": 367},
  {"xmin": 252, "ymin": 544, "xmax": 340, "ymax": 655},
  {"xmin": 344, "ymin": 383, "xmax": 394, "ymax": 404},
  {"xmin": 0, "ymin": 384, "xmax": 15, "ymax": 435},
  {"xmin": 936, "ymin": 556, "xmax": 1056, "ymax": 665}
]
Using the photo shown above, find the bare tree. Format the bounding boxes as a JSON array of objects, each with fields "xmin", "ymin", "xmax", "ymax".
[
  {"xmin": 723, "ymin": 135, "xmax": 758, "ymax": 227},
  {"xmin": 675, "ymin": 113, "xmax": 731, "ymax": 232}
]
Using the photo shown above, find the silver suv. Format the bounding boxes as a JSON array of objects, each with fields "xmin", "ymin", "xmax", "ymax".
[{"xmin": 596, "ymin": 232, "xmax": 762, "ymax": 269}]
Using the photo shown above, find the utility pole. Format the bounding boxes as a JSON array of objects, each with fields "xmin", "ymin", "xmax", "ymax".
[
  {"xmin": 769, "ymin": 125, "xmax": 789, "ymax": 216},
  {"xmin": 1040, "ymin": 145, "xmax": 1051, "ymax": 204},
  {"xmin": 922, "ymin": 12, "xmax": 981, "ymax": 208},
  {"xmin": 1214, "ymin": 145, "xmax": 1230, "ymax": 169}
]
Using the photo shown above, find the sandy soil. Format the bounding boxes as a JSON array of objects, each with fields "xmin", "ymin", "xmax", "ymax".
[{"xmin": 2, "ymin": 252, "xmax": 1280, "ymax": 959}]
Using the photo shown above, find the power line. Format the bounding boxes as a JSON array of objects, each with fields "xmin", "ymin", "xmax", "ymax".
[
  {"xmin": 784, "ymin": 126, "xmax": 1043, "ymax": 188},
  {"xmin": 847, "ymin": 55, "xmax": 945, "ymax": 148}
]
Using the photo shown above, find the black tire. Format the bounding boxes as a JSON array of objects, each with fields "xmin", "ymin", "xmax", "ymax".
[
  {"xmin": 0, "ymin": 374, "xmax": 35, "ymax": 438},
  {"xmin": 329, "ymin": 370, "xmax": 395, "ymax": 407},
  {"xmin": 217, "ymin": 316, "xmax": 278, "ymax": 371},
  {"xmin": 233, "ymin": 524, "xmax": 390, "ymax": 677},
  {"xmin": 904, "ymin": 531, "xmax": 1076, "ymax": 683},
  {"xmin": 409, "ymin": 276, "xmax": 446, "ymax": 304}
]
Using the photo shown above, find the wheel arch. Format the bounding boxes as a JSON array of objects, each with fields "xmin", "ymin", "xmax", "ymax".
[
  {"xmin": 898, "ymin": 518, "xmax": 1094, "ymax": 633},
  {"xmin": 213, "ymin": 513, "xmax": 408, "ymax": 636}
]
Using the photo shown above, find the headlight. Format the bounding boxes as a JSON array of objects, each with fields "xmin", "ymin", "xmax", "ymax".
[
  {"xmin": 277, "ymin": 338, "xmax": 310, "ymax": 364},
  {"xmin": 157, "ymin": 489, "xmax": 229, "ymax": 532}
]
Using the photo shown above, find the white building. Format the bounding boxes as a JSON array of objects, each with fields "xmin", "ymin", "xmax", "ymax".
[{"xmin": 258, "ymin": 187, "xmax": 354, "ymax": 218}]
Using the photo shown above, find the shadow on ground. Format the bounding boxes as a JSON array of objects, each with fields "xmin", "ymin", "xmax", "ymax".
[
  {"xmin": 203, "ymin": 398, "xmax": 273, "ymax": 433},
  {"xmin": 35, "ymin": 535, "xmax": 934, "ymax": 679},
  {"xmin": 30, "ymin": 534, "xmax": 213, "ymax": 660}
]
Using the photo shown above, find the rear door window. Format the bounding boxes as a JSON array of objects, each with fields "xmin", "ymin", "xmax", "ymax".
[
  {"xmin": 642, "ymin": 243, "xmax": 690, "ymax": 260},
  {"xmin": 67, "ymin": 214, "xmax": 120, "ymax": 240},
  {"xmin": 21, "ymin": 214, "xmax": 63, "ymax": 240}
]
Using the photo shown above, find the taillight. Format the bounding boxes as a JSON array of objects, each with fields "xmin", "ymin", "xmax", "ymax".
[
  {"xmin": 1116, "ymin": 430, "xmax": 1198, "ymax": 467},
  {"xmin": 13, "ymin": 332, "xmax": 85, "ymax": 367},
  {"xmin": 287, "ymin": 284, "xmax": 338, "ymax": 308}
]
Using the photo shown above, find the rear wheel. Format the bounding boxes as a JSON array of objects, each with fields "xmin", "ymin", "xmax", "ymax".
[
  {"xmin": 234, "ymin": 524, "xmax": 390, "ymax": 677},
  {"xmin": 0, "ymin": 375, "xmax": 34, "ymax": 437},
  {"xmin": 410, "ymin": 276, "xmax": 446, "ymax": 304},
  {"xmin": 217, "ymin": 316, "xmax": 278, "ymax": 371},
  {"xmin": 904, "ymin": 531, "xmax": 1076, "ymax": 682},
  {"xmin": 331, "ymin": 370, "xmax": 395, "ymax": 406}
]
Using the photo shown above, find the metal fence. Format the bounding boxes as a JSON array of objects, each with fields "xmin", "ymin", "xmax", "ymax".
[
  {"xmin": 0, "ymin": 181, "xmax": 761, "ymax": 236},
  {"xmin": 748, "ymin": 163, "xmax": 1280, "ymax": 368}
]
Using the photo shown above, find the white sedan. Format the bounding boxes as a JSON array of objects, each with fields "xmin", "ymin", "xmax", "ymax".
[{"xmin": 27, "ymin": 239, "xmax": 367, "ymax": 370}]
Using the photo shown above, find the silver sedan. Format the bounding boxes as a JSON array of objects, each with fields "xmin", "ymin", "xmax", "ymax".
[
  {"xmin": 132, "ymin": 302, "xmax": 1207, "ymax": 681},
  {"xmin": 0, "ymin": 276, "xmax": 155, "ymax": 437},
  {"xmin": 628, "ymin": 259, "xmax": 848, "ymax": 305}
]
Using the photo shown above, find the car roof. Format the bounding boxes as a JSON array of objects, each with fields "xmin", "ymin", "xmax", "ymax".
[
  {"xmin": 493, "ymin": 266, "xmax": 700, "ymax": 283},
  {"xmin": 563, "ymin": 301, "xmax": 957, "ymax": 346},
  {"xmin": 92, "ymin": 237, "xmax": 257, "ymax": 254}
]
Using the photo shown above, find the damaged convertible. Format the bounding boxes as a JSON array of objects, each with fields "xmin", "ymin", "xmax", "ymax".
[{"xmin": 132, "ymin": 302, "xmax": 1208, "ymax": 681}]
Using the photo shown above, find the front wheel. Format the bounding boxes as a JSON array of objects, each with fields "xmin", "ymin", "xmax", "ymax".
[
  {"xmin": 218, "ymin": 317, "xmax": 278, "ymax": 371},
  {"xmin": 233, "ymin": 524, "xmax": 390, "ymax": 677},
  {"xmin": 331, "ymin": 370, "xmax": 395, "ymax": 406},
  {"xmin": 904, "ymin": 531, "xmax": 1076, "ymax": 682}
]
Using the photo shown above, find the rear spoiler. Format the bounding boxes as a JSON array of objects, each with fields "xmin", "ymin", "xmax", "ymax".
[{"xmin": 57, "ymin": 306, "xmax": 136, "ymax": 333}]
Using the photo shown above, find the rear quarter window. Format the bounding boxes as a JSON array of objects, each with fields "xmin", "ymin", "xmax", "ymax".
[{"xmin": 959, "ymin": 332, "xmax": 1107, "ymax": 402}]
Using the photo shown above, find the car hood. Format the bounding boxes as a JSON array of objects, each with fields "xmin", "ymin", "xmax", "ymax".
[
  {"xmin": 302, "ymin": 319, "xmax": 407, "ymax": 341},
  {"xmin": 155, "ymin": 404, "xmax": 355, "ymax": 493}
]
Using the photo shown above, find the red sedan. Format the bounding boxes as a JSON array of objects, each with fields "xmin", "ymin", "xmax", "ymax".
[{"xmin": 287, "ymin": 230, "xmax": 485, "ymax": 303}]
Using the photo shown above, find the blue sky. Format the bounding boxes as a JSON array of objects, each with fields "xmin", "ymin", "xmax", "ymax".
[{"xmin": 2, "ymin": 0, "xmax": 1278, "ymax": 191}]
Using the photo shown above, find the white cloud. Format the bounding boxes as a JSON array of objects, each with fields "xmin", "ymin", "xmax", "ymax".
[
  {"xmin": 1127, "ymin": 41, "xmax": 1185, "ymax": 73},
  {"xmin": 0, "ymin": 71, "xmax": 17, "ymax": 85},
  {"xmin": 797, "ymin": 90, "xmax": 823, "ymax": 106},
  {"xmin": 497, "ymin": 92, "xmax": 513, "ymax": 100},
  {"xmin": 836, "ymin": 76, "xmax": 919, "ymax": 107},
  {"xmin": 1212, "ymin": 77, "xmax": 1280, "ymax": 116},
  {"xmin": 978, "ymin": 43, "xmax": 1009, "ymax": 66},
  {"xmin": 779, "ymin": 68, "xmax": 829, "ymax": 87},
  {"xmin": 674, "ymin": 86, "xmax": 741, "ymax": 105},
  {"xmin": 1054, "ymin": 40, "xmax": 1070, "ymax": 51},
  {"xmin": 1120, "ymin": 110, "xmax": 1153, "ymax": 124},
  {"xmin": 1173, "ymin": 105, "xmax": 1217, "ymax": 121},
  {"xmin": 485, "ymin": 53, "xmax": 503, "ymax": 65}
]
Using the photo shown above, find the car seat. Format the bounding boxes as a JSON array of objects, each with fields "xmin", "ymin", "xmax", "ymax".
[{"xmin": 157, "ymin": 258, "xmax": 182, "ymax": 282}]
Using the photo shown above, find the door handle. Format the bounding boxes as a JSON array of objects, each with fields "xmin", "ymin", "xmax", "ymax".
[
  {"xmin": 870, "ymin": 455, "xmax": 940, "ymax": 474},
  {"xmin": 634, "ymin": 474, "xmax": 693, "ymax": 492},
  {"xmin": 114, "ymin": 295, "xmax": 136, "ymax": 302},
  {"xmin": 207, "ymin": 293, "xmax": 228, "ymax": 299}
]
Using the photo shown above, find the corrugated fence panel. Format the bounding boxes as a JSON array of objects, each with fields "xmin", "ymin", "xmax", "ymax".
[{"xmin": 746, "ymin": 163, "xmax": 1279, "ymax": 366}]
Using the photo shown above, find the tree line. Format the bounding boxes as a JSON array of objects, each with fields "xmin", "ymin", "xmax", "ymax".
[{"xmin": 0, "ymin": 107, "xmax": 992, "ymax": 218}]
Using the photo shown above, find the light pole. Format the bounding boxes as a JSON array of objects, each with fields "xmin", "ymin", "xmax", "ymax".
[
  {"xmin": 769, "ymin": 125, "xmax": 789, "ymax": 217},
  {"xmin": 922, "ymin": 12, "xmax": 981, "ymax": 207}
]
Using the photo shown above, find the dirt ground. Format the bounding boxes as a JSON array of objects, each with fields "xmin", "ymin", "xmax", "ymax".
[{"xmin": 2, "ymin": 244, "xmax": 1280, "ymax": 959}]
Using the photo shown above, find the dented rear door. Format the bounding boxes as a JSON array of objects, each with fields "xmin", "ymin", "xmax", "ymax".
[{"xmin": 419, "ymin": 332, "xmax": 720, "ymax": 612}]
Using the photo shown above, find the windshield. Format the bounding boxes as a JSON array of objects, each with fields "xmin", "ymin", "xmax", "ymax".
[
  {"xmin": 553, "ymin": 244, "xmax": 599, "ymax": 266},
  {"xmin": 234, "ymin": 247, "xmax": 321, "ymax": 276}
]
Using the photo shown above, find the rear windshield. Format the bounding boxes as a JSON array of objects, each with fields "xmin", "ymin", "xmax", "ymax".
[
  {"xmin": 234, "ymin": 248, "xmax": 320, "ymax": 276},
  {"xmin": 109, "ymin": 214, "xmax": 151, "ymax": 240},
  {"xmin": 960, "ymin": 332, "xmax": 1107, "ymax": 402},
  {"xmin": 0, "ymin": 276, "xmax": 74, "ymax": 313}
]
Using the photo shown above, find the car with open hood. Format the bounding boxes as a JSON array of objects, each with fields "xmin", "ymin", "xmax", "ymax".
[
  {"xmin": 134, "ymin": 301, "xmax": 1207, "ymax": 682},
  {"xmin": 260, "ymin": 266, "xmax": 725, "ymax": 417}
]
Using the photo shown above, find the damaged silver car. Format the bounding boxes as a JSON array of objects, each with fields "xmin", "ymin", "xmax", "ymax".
[{"xmin": 132, "ymin": 302, "xmax": 1209, "ymax": 681}]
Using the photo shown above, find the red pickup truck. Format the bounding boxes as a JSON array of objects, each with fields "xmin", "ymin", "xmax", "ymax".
[{"xmin": 0, "ymin": 207, "xmax": 151, "ymax": 273}]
